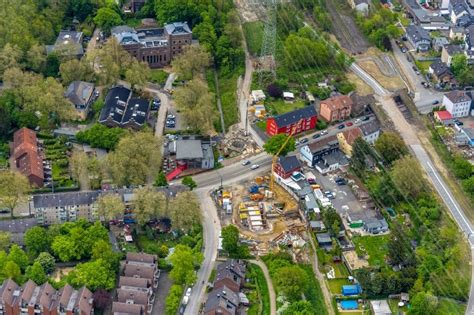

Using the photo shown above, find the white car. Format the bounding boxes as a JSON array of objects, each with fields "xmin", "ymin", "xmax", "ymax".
[
  {"xmin": 185, "ymin": 288, "xmax": 192, "ymax": 297},
  {"xmin": 167, "ymin": 114, "xmax": 176, "ymax": 119},
  {"xmin": 320, "ymin": 130, "xmax": 328, "ymax": 136},
  {"xmin": 242, "ymin": 160, "xmax": 251, "ymax": 166},
  {"xmin": 251, "ymin": 164, "xmax": 260, "ymax": 170},
  {"xmin": 354, "ymin": 119, "xmax": 361, "ymax": 124}
]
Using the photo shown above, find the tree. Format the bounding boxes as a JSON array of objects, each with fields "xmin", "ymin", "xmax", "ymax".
[
  {"xmin": 267, "ymin": 83, "xmax": 282, "ymax": 98},
  {"xmin": 92, "ymin": 240, "xmax": 120, "ymax": 271},
  {"xmin": 408, "ymin": 292, "xmax": 438, "ymax": 315},
  {"xmin": 274, "ymin": 265, "xmax": 309, "ymax": 301},
  {"xmin": 44, "ymin": 53, "xmax": 60, "ymax": 77},
  {"xmin": 169, "ymin": 245, "xmax": 203, "ymax": 285},
  {"xmin": 107, "ymin": 132, "xmax": 162, "ymax": 186},
  {"xmin": 391, "ymin": 156, "xmax": 426, "ymax": 200},
  {"xmin": 68, "ymin": 259, "xmax": 116, "ymax": 290},
  {"xmin": 451, "ymin": 54, "xmax": 467, "ymax": 76},
  {"xmin": 165, "ymin": 285, "xmax": 183, "ymax": 315},
  {"xmin": 59, "ymin": 58, "xmax": 95, "ymax": 86},
  {"xmin": 154, "ymin": 171, "xmax": 168, "ymax": 187},
  {"xmin": 181, "ymin": 176, "xmax": 197, "ymax": 190},
  {"xmin": 452, "ymin": 156, "xmax": 473, "ymax": 180},
  {"xmin": 351, "ymin": 137, "xmax": 375, "ymax": 177},
  {"xmin": 35, "ymin": 252, "xmax": 56, "ymax": 274},
  {"xmin": 263, "ymin": 134, "xmax": 296, "ymax": 156},
  {"xmin": 168, "ymin": 191, "xmax": 202, "ymax": 232},
  {"xmin": 51, "ymin": 235, "xmax": 78, "ymax": 262},
  {"xmin": 125, "ymin": 59, "xmax": 151, "ymax": 90},
  {"xmin": 88, "ymin": 37, "xmax": 131, "ymax": 85},
  {"xmin": 76, "ymin": 123, "xmax": 127, "ymax": 150},
  {"xmin": 174, "ymin": 78, "xmax": 216, "ymax": 134},
  {"xmin": 93, "ymin": 7, "xmax": 123, "ymax": 33},
  {"xmin": 8, "ymin": 244, "xmax": 29, "ymax": 271},
  {"xmin": 463, "ymin": 176, "xmax": 474, "ymax": 195},
  {"xmin": 70, "ymin": 151, "xmax": 90, "ymax": 189},
  {"xmin": 0, "ymin": 43, "xmax": 22, "ymax": 79},
  {"xmin": 26, "ymin": 44, "xmax": 46, "ymax": 72},
  {"xmin": 283, "ymin": 301, "xmax": 313, "ymax": 315},
  {"xmin": 388, "ymin": 223, "xmax": 415, "ymax": 267},
  {"xmin": 96, "ymin": 193, "xmax": 125, "ymax": 221},
  {"xmin": 171, "ymin": 45, "xmax": 211, "ymax": 80},
  {"xmin": 24, "ymin": 227, "xmax": 50, "ymax": 256},
  {"xmin": 93, "ymin": 289, "xmax": 112, "ymax": 311},
  {"xmin": 374, "ymin": 132, "xmax": 408, "ymax": 164},
  {"xmin": 0, "ymin": 170, "xmax": 30, "ymax": 218},
  {"xmin": 221, "ymin": 224, "xmax": 243, "ymax": 258},
  {"xmin": 25, "ymin": 262, "xmax": 47, "ymax": 284},
  {"xmin": 3, "ymin": 261, "xmax": 21, "ymax": 282},
  {"xmin": 134, "ymin": 188, "xmax": 167, "ymax": 225},
  {"xmin": 0, "ymin": 232, "xmax": 11, "ymax": 251}
]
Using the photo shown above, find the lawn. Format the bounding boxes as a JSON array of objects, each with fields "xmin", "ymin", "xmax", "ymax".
[
  {"xmin": 247, "ymin": 263, "xmax": 271, "ymax": 315},
  {"xmin": 266, "ymin": 99, "xmax": 307, "ymax": 115},
  {"xmin": 150, "ymin": 69, "xmax": 169, "ymax": 85},
  {"xmin": 352, "ymin": 235, "xmax": 389, "ymax": 268},
  {"xmin": 332, "ymin": 262, "xmax": 350, "ymax": 278},
  {"xmin": 328, "ymin": 278, "xmax": 351, "ymax": 294},
  {"xmin": 255, "ymin": 120, "xmax": 267, "ymax": 131},
  {"xmin": 415, "ymin": 60, "xmax": 432, "ymax": 75},
  {"xmin": 243, "ymin": 21, "xmax": 264, "ymax": 56}
]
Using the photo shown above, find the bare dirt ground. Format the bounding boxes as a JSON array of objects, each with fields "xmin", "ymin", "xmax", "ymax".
[
  {"xmin": 358, "ymin": 60, "xmax": 405, "ymax": 92},
  {"xmin": 346, "ymin": 72, "xmax": 373, "ymax": 96},
  {"xmin": 324, "ymin": 0, "xmax": 369, "ymax": 55}
]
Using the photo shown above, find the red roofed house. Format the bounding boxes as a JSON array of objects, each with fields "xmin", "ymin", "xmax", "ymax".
[
  {"xmin": 337, "ymin": 128, "xmax": 363, "ymax": 157},
  {"xmin": 319, "ymin": 95, "xmax": 353, "ymax": 123},
  {"xmin": 266, "ymin": 106, "xmax": 317, "ymax": 136},
  {"xmin": 12, "ymin": 128, "xmax": 44, "ymax": 187},
  {"xmin": 273, "ymin": 155, "xmax": 302, "ymax": 179},
  {"xmin": 434, "ymin": 110, "xmax": 454, "ymax": 125}
]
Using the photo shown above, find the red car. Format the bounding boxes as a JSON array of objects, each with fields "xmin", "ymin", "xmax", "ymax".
[{"xmin": 345, "ymin": 122, "xmax": 353, "ymax": 127}]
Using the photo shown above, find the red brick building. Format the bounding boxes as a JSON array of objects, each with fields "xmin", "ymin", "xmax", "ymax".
[
  {"xmin": 273, "ymin": 155, "xmax": 302, "ymax": 179},
  {"xmin": 319, "ymin": 95, "xmax": 353, "ymax": 123},
  {"xmin": 266, "ymin": 106, "xmax": 317, "ymax": 136},
  {"xmin": 12, "ymin": 128, "xmax": 44, "ymax": 187}
]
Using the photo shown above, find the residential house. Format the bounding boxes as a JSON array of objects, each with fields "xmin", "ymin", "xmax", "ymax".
[
  {"xmin": 434, "ymin": 110, "xmax": 454, "ymax": 125},
  {"xmin": 337, "ymin": 128, "xmax": 363, "ymax": 157},
  {"xmin": 428, "ymin": 59, "xmax": 456, "ymax": 86},
  {"xmin": 65, "ymin": 81, "xmax": 96, "ymax": 120},
  {"xmin": 449, "ymin": 26, "xmax": 465, "ymax": 40},
  {"xmin": 33, "ymin": 191, "xmax": 101, "ymax": 225},
  {"xmin": 319, "ymin": 95, "xmax": 353, "ymax": 123},
  {"xmin": 465, "ymin": 25, "xmax": 474, "ymax": 64},
  {"xmin": 350, "ymin": 93, "xmax": 375, "ymax": 116},
  {"xmin": 0, "ymin": 280, "xmax": 93, "ymax": 315},
  {"xmin": 99, "ymin": 85, "xmax": 149, "ymax": 130},
  {"xmin": 364, "ymin": 217, "xmax": 389, "ymax": 234},
  {"xmin": 310, "ymin": 220, "xmax": 325, "ymax": 231},
  {"xmin": 316, "ymin": 233, "xmax": 333, "ymax": 250},
  {"xmin": 11, "ymin": 128, "xmax": 44, "ymax": 187},
  {"xmin": 450, "ymin": 2, "xmax": 469, "ymax": 24},
  {"xmin": 123, "ymin": 253, "xmax": 159, "ymax": 288},
  {"xmin": 406, "ymin": 24, "xmax": 431, "ymax": 51},
  {"xmin": 432, "ymin": 36, "xmax": 449, "ymax": 52},
  {"xmin": 300, "ymin": 136, "xmax": 339, "ymax": 167},
  {"xmin": 111, "ymin": 22, "xmax": 192, "ymax": 68},
  {"xmin": 46, "ymin": 30, "xmax": 84, "ymax": 57},
  {"xmin": 358, "ymin": 120, "xmax": 380, "ymax": 144},
  {"xmin": 112, "ymin": 302, "xmax": 144, "ymax": 315},
  {"xmin": 265, "ymin": 106, "xmax": 317, "ymax": 136},
  {"xmin": 348, "ymin": 0, "xmax": 370, "ymax": 15},
  {"xmin": 441, "ymin": 44, "xmax": 464, "ymax": 66},
  {"xmin": 273, "ymin": 155, "xmax": 301, "ymax": 179},
  {"xmin": 204, "ymin": 286, "xmax": 240, "ymax": 315},
  {"xmin": 443, "ymin": 90, "xmax": 472, "ymax": 117},
  {"xmin": 214, "ymin": 260, "xmax": 246, "ymax": 293}
]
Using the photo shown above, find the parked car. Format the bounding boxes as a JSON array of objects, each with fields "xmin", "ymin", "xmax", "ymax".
[
  {"xmin": 432, "ymin": 100, "xmax": 439, "ymax": 105},
  {"xmin": 242, "ymin": 160, "xmax": 251, "ymax": 166},
  {"xmin": 312, "ymin": 133, "xmax": 321, "ymax": 139},
  {"xmin": 362, "ymin": 116, "xmax": 370, "ymax": 121},
  {"xmin": 167, "ymin": 114, "xmax": 176, "ymax": 119},
  {"xmin": 307, "ymin": 178, "xmax": 317, "ymax": 184},
  {"xmin": 354, "ymin": 118, "xmax": 361, "ymax": 124},
  {"xmin": 300, "ymin": 138, "xmax": 308, "ymax": 144},
  {"xmin": 185, "ymin": 288, "xmax": 192, "ymax": 297},
  {"xmin": 320, "ymin": 130, "xmax": 328, "ymax": 135},
  {"xmin": 345, "ymin": 122, "xmax": 353, "ymax": 127},
  {"xmin": 250, "ymin": 164, "xmax": 260, "ymax": 170},
  {"xmin": 337, "ymin": 124, "xmax": 345, "ymax": 129},
  {"xmin": 335, "ymin": 177, "xmax": 347, "ymax": 185}
]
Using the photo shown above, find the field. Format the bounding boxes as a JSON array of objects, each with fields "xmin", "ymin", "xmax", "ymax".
[
  {"xmin": 357, "ymin": 59, "xmax": 404, "ymax": 91},
  {"xmin": 150, "ymin": 69, "xmax": 169, "ymax": 85},
  {"xmin": 266, "ymin": 99, "xmax": 307, "ymax": 115},
  {"xmin": 352, "ymin": 235, "xmax": 389, "ymax": 268},
  {"xmin": 243, "ymin": 21, "xmax": 264, "ymax": 56}
]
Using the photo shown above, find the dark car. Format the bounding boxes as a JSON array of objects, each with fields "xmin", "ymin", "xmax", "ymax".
[
  {"xmin": 337, "ymin": 124, "xmax": 345, "ymax": 129},
  {"xmin": 432, "ymin": 100, "xmax": 439, "ymax": 105},
  {"xmin": 335, "ymin": 177, "xmax": 347, "ymax": 185},
  {"xmin": 312, "ymin": 133, "xmax": 321, "ymax": 139},
  {"xmin": 362, "ymin": 116, "xmax": 370, "ymax": 121},
  {"xmin": 300, "ymin": 138, "xmax": 309, "ymax": 144}
]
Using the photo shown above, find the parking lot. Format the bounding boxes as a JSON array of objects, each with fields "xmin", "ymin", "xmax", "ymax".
[
  {"xmin": 306, "ymin": 168, "xmax": 377, "ymax": 223},
  {"xmin": 164, "ymin": 104, "xmax": 186, "ymax": 132}
]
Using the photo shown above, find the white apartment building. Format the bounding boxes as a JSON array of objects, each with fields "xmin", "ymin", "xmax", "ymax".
[{"xmin": 443, "ymin": 90, "xmax": 472, "ymax": 118}]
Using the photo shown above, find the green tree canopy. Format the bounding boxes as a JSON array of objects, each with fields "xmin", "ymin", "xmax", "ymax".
[
  {"xmin": 391, "ymin": 156, "xmax": 427, "ymax": 200},
  {"xmin": 168, "ymin": 191, "xmax": 202, "ymax": 233},
  {"xmin": 181, "ymin": 176, "xmax": 197, "ymax": 190},
  {"xmin": 374, "ymin": 131, "xmax": 408, "ymax": 164},
  {"xmin": 93, "ymin": 7, "xmax": 123, "ymax": 33},
  {"xmin": 68, "ymin": 259, "xmax": 116, "ymax": 290},
  {"xmin": 263, "ymin": 134, "xmax": 296, "ymax": 156},
  {"xmin": 169, "ymin": 245, "xmax": 203, "ymax": 285},
  {"xmin": 25, "ymin": 262, "xmax": 47, "ymax": 284},
  {"xmin": 35, "ymin": 252, "xmax": 56, "ymax": 274},
  {"xmin": 8, "ymin": 244, "xmax": 29, "ymax": 271},
  {"xmin": 274, "ymin": 265, "xmax": 309, "ymax": 301},
  {"xmin": 24, "ymin": 227, "xmax": 51, "ymax": 256}
]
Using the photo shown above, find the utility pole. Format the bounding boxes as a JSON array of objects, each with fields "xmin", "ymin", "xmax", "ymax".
[{"xmin": 258, "ymin": 0, "xmax": 277, "ymax": 87}]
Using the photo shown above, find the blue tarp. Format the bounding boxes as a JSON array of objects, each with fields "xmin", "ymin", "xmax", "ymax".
[
  {"xmin": 341, "ymin": 284, "xmax": 361, "ymax": 296},
  {"xmin": 340, "ymin": 300, "xmax": 358, "ymax": 310}
]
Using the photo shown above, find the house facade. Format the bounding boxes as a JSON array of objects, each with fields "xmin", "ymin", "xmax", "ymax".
[
  {"xmin": 111, "ymin": 22, "xmax": 192, "ymax": 69},
  {"xmin": 266, "ymin": 106, "xmax": 317, "ymax": 136},
  {"xmin": 337, "ymin": 128, "xmax": 363, "ymax": 157},
  {"xmin": 319, "ymin": 95, "xmax": 353, "ymax": 123},
  {"xmin": 406, "ymin": 24, "xmax": 431, "ymax": 51},
  {"xmin": 434, "ymin": 110, "xmax": 454, "ymax": 125},
  {"xmin": 273, "ymin": 155, "xmax": 301, "ymax": 179},
  {"xmin": 441, "ymin": 44, "xmax": 464, "ymax": 66},
  {"xmin": 300, "ymin": 136, "xmax": 340, "ymax": 167},
  {"xmin": 12, "ymin": 128, "xmax": 44, "ymax": 187},
  {"xmin": 358, "ymin": 120, "xmax": 380, "ymax": 144},
  {"xmin": 428, "ymin": 60, "xmax": 456, "ymax": 86},
  {"xmin": 443, "ymin": 90, "xmax": 472, "ymax": 118}
]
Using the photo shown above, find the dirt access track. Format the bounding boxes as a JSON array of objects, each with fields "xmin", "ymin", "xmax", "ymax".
[{"xmin": 324, "ymin": 0, "xmax": 369, "ymax": 55}]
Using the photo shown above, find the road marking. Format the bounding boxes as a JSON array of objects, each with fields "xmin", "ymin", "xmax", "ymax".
[{"xmin": 426, "ymin": 160, "xmax": 473, "ymax": 235}]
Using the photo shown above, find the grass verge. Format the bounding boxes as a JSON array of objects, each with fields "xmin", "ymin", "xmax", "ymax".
[{"xmin": 243, "ymin": 21, "xmax": 264, "ymax": 56}]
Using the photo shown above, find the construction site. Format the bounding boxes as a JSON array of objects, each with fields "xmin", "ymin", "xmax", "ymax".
[{"xmin": 216, "ymin": 174, "xmax": 311, "ymax": 262}]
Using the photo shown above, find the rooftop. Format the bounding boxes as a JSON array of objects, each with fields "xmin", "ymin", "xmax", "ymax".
[
  {"xmin": 65, "ymin": 81, "xmax": 95, "ymax": 107},
  {"xmin": 272, "ymin": 105, "xmax": 317, "ymax": 128},
  {"xmin": 444, "ymin": 90, "xmax": 472, "ymax": 103},
  {"xmin": 406, "ymin": 24, "xmax": 430, "ymax": 43},
  {"xmin": 358, "ymin": 120, "xmax": 380, "ymax": 136},
  {"xmin": 340, "ymin": 128, "xmax": 363, "ymax": 146},
  {"xmin": 277, "ymin": 155, "xmax": 301, "ymax": 173},
  {"xmin": 321, "ymin": 95, "xmax": 353, "ymax": 111}
]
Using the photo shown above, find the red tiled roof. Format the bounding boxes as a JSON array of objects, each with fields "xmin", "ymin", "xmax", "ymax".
[
  {"xmin": 12, "ymin": 128, "xmax": 44, "ymax": 185},
  {"xmin": 321, "ymin": 95, "xmax": 353, "ymax": 111},
  {"xmin": 341, "ymin": 128, "xmax": 363, "ymax": 146},
  {"xmin": 435, "ymin": 110, "xmax": 453, "ymax": 120}
]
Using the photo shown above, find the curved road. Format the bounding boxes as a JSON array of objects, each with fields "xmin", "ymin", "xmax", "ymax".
[
  {"xmin": 249, "ymin": 259, "xmax": 277, "ymax": 315},
  {"xmin": 351, "ymin": 62, "xmax": 474, "ymax": 315}
]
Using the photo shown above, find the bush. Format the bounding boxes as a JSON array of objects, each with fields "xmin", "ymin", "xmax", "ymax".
[
  {"xmin": 165, "ymin": 285, "xmax": 183, "ymax": 315},
  {"xmin": 267, "ymin": 83, "xmax": 283, "ymax": 98},
  {"xmin": 76, "ymin": 124, "xmax": 127, "ymax": 150}
]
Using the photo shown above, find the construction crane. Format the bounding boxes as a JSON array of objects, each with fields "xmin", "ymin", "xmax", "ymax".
[{"xmin": 270, "ymin": 119, "xmax": 303, "ymax": 192}]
